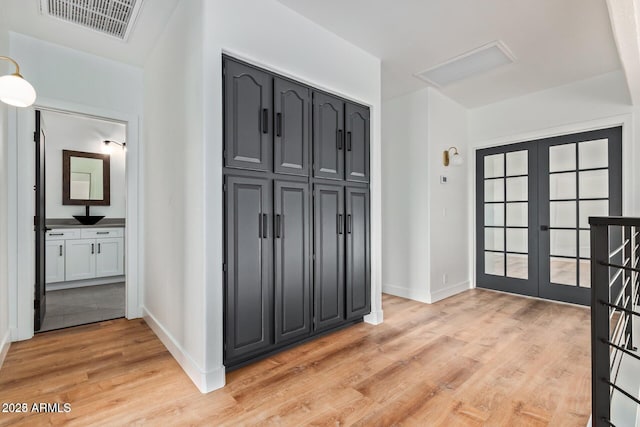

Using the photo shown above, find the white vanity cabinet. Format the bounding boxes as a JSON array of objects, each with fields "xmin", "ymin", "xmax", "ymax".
[{"xmin": 46, "ymin": 227, "xmax": 124, "ymax": 284}]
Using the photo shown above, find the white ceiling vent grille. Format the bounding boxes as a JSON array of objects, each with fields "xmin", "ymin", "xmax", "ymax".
[
  {"xmin": 40, "ymin": 0, "xmax": 144, "ymax": 40},
  {"xmin": 415, "ymin": 41, "xmax": 516, "ymax": 88}
]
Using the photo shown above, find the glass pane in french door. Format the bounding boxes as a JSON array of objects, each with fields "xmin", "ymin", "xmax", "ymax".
[
  {"xmin": 538, "ymin": 127, "xmax": 622, "ymax": 305},
  {"xmin": 483, "ymin": 152, "xmax": 530, "ymax": 279}
]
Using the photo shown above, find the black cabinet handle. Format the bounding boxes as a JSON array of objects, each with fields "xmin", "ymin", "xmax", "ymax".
[
  {"xmin": 338, "ymin": 214, "xmax": 343, "ymax": 235},
  {"xmin": 262, "ymin": 214, "xmax": 268, "ymax": 238},
  {"xmin": 347, "ymin": 131, "xmax": 352, "ymax": 151},
  {"xmin": 49, "ymin": 233, "xmax": 64, "ymax": 236},
  {"xmin": 276, "ymin": 113, "xmax": 282, "ymax": 137},
  {"xmin": 59, "ymin": 245, "xmax": 63, "ymax": 257},
  {"xmin": 262, "ymin": 108, "xmax": 268, "ymax": 134},
  {"xmin": 98, "ymin": 243, "xmax": 101, "ymax": 254},
  {"xmin": 337, "ymin": 129, "xmax": 343, "ymax": 150},
  {"xmin": 540, "ymin": 225, "xmax": 549, "ymax": 231},
  {"xmin": 347, "ymin": 214, "xmax": 352, "ymax": 234},
  {"xmin": 275, "ymin": 214, "xmax": 281, "ymax": 238},
  {"xmin": 91, "ymin": 243, "xmax": 95, "ymax": 254}
]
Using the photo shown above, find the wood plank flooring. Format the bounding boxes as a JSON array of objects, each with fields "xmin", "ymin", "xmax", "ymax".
[{"xmin": 0, "ymin": 289, "xmax": 591, "ymax": 426}]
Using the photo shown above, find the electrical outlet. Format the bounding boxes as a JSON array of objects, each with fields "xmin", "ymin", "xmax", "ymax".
[{"xmin": 440, "ymin": 175, "xmax": 448, "ymax": 184}]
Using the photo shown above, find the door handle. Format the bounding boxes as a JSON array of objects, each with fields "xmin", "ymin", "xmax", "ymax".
[
  {"xmin": 338, "ymin": 214, "xmax": 343, "ymax": 235},
  {"xmin": 98, "ymin": 243, "xmax": 101, "ymax": 254},
  {"xmin": 337, "ymin": 129, "xmax": 343, "ymax": 150},
  {"xmin": 262, "ymin": 108, "xmax": 269, "ymax": 134},
  {"xmin": 347, "ymin": 214, "xmax": 352, "ymax": 234},
  {"xmin": 276, "ymin": 113, "xmax": 282, "ymax": 137},
  {"xmin": 262, "ymin": 214, "xmax": 268, "ymax": 238},
  {"xmin": 347, "ymin": 131, "xmax": 352, "ymax": 151},
  {"xmin": 91, "ymin": 243, "xmax": 95, "ymax": 254},
  {"xmin": 59, "ymin": 245, "xmax": 63, "ymax": 257},
  {"xmin": 275, "ymin": 214, "xmax": 281, "ymax": 238},
  {"xmin": 540, "ymin": 225, "xmax": 549, "ymax": 231}
]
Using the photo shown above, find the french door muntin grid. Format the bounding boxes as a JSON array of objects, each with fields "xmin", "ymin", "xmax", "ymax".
[
  {"xmin": 547, "ymin": 139, "xmax": 609, "ymax": 289},
  {"xmin": 477, "ymin": 126, "xmax": 622, "ymax": 306},
  {"xmin": 483, "ymin": 150, "xmax": 529, "ymax": 280}
]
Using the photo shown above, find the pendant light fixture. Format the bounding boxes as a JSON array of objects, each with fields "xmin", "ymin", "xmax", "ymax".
[{"xmin": 0, "ymin": 56, "xmax": 37, "ymax": 107}]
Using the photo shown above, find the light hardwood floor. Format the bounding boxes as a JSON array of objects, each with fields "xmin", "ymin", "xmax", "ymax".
[{"xmin": 0, "ymin": 289, "xmax": 591, "ymax": 426}]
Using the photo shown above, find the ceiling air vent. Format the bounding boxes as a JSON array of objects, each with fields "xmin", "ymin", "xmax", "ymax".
[
  {"xmin": 40, "ymin": 0, "xmax": 144, "ymax": 41},
  {"xmin": 415, "ymin": 41, "xmax": 516, "ymax": 88}
]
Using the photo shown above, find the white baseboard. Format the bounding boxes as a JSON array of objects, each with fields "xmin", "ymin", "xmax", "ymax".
[
  {"xmin": 0, "ymin": 329, "xmax": 11, "ymax": 370},
  {"xmin": 364, "ymin": 309, "xmax": 384, "ymax": 325},
  {"xmin": 382, "ymin": 283, "xmax": 430, "ymax": 303},
  {"xmin": 429, "ymin": 280, "xmax": 470, "ymax": 303},
  {"xmin": 142, "ymin": 307, "xmax": 225, "ymax": 393},
  {"xmin": 47, "ymin": 275, "xmax": 126, "ymax": 291}
]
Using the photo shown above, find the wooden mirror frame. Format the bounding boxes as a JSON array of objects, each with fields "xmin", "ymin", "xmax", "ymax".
[{"xmin": 62, "ymin": 149, "xmax": 111, "ymax": 206}]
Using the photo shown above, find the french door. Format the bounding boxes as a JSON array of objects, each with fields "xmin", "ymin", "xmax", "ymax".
[{"xmin": 476, "ymin": 127, "xmax": 622, "ymax": 305}]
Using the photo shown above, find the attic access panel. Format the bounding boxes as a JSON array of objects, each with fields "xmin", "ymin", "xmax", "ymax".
[{"xmin": 40, "ymin": 0, "xmax": 143, "ymax": 40}]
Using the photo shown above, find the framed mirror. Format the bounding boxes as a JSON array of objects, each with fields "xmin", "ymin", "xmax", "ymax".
[{"xmin": 62, "ymin": 150, "xmax": 110, "ymax": 206}]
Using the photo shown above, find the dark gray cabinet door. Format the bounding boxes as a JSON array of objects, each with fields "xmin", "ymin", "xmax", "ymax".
[
  {"xmin": 274, "ymin": 180, "xmax": 311, "ymax": 343},
  {"xmin": 225, "ymin": 176, "xmax": 272, "ymax": 361},
  {"xmin": 313, "ymin": 92, "xmax": 344, "ymax": 180},
  {"xmin": 313, "ymin": 184, "xmax": 345, "ymax": 330},
  {"xmin": 345, "ymin": 187, "xmax": 370, "ymax": 319},
  {"xmin": 274, "ymin": 78, "xmax": 310, "ymax": 176},
  {"xmin": 224, "ymin": 59, "xmax": 272, "ymax": 171},
  {"xmin": 345, "ymin": 102, "xmax": 370, "ymax": 182}
]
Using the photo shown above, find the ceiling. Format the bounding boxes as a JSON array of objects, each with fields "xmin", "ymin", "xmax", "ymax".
[
  {"xmin": 0, "ymin": 0, "xmax": 180, "ymax": 67},
  {"xmin": 277, "ymin": 0, "xmax": 622, "ymax": 107}
]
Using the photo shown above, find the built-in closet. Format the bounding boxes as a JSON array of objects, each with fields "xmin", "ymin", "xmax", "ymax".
[{"xmin": 223, "ymin": 56, "xmax": 371, "ymax": 368}]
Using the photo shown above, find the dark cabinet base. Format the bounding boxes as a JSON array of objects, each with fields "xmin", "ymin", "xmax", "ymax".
[{"xmin": 225, "ymin": 317, "xmax": 364, "ymax": 371}]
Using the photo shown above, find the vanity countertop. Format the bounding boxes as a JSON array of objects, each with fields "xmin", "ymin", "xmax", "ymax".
[{"xmin": 47, "ymin": 218, "xmax": 126, "ymax": 229}]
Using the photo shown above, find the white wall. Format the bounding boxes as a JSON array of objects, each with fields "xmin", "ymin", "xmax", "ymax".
[
  {"xmin": 0, "ymin": 23, "xmax": 11, "ymax": 367},
  {"xmin": 382, "ymin": 88, "xmax": 469, "ymax": 303},
  {"xmin": 427, "ymin": 88, "xmax": 470, "ymax": 300},
  {"xmin": 468, "ymin": 70, "xmax": 640, "ymax": 286},
  {"xmin": 8, "ymin": 32, "xmax": 143, "ymax": 341},
  {"xmin": 142, "ymin": 0, "xmax": 208, "ymax": 391},
  {"xmin": 43, "ymin": 110, "xmax": 126, "ymax": 219},
  {"xmin": 382, "ymin": 90, "xmax": 430, "ymax": 301}
]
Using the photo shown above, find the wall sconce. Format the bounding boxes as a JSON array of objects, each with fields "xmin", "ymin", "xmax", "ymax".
[
  {"xmin": 0, "ymin": 56, "xmax": 37, "ymax": 107},
  {"xmin": 103, "ymin": 140, "xmax": 126, "ymax": 153},
  {"xmin": 443, "ymin": 146, "xmax": 463, "ymax": 167}
]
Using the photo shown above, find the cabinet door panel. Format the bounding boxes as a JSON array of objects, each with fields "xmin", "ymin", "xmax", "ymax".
[
  {"xmin": 313, "ymin": 92, "xmax": 344, "ymax": 180},
  {"xmin": 314, "ymin": 184, "xmax": 345, "ymax": 330},
  {"xmin": 96, "ymin": 238, "xmax": 124, "ymax": 278},
  {"xmin": 45, "ymin": 241, "xmax": 65, "ymax": 283},
  {"xmin": 274, "ymin": 78, "xmax": 310, "ymax": 176},
  {"xmin": 345, "ymin": 103, "xmax": 370, "ymax": 182},
  {"xmin": 225, "ymin": 176, "xmax": 272, "ymax": 361},
  {"xmin": 274, "ymin": 181, "xmax": 310, "ymax": 343},
  {"xmin": 65, "ymin": 239, "xmax": 96, "ymax": 281},
  {"xmin": 346, "ymin": 188, "xmax": 371, "ymax": 319},
  {"xmin": 224, "ymin": 59, "xmax": 272, "ymax": 171}
]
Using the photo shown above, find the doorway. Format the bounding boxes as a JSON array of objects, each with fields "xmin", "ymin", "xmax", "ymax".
[
  {"xmin": 476, "ymin": 126, "xmax": 622, "ymax": 305},
  {"xmin": 34, "ymin": 109, "xmax": 128, "ymax": 332}
]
